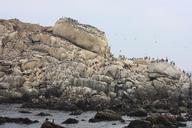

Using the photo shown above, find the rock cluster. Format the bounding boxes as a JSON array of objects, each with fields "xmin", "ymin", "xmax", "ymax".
[
  {"xmin": 0, "ymin": 116, "xmax": 38, "ymax": 125},
  {"xmin": 125, "ymin": 114, "xmax": 187, "ymax": 128},
  {"xmin": 0, "ymin": 18, "xmax": 191, "ymax": 113}
]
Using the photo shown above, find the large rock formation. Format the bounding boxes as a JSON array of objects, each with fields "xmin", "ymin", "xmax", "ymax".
[
  {"xmin": 53, "ymin": 18, "xmax": 108, "ymax": 55},
  {"xmin": 0, "ymin": 18, "xmax": 191, "ymax": 113},
  {"xmin": 148, "ymin": 62, "xmax": 182, "ymax": 79}
]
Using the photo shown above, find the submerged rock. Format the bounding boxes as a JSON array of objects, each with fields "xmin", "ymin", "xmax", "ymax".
[
  {"xmin": 0, "ymin": 116, "xmax": 38, "ymax": 125},
  {"xmin": 62, "ymin": 118, "xmax": 78, "ymax": 124},
  {"xmin": 35, "ymin": 112, "xmax": 52, "ymax": 116},
  {"xmin": 18, "ymin": 110, "xmax": 32, "ymax": 114}
]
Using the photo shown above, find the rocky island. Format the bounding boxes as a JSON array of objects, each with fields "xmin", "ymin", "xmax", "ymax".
[{"xmin": 0, "ymin": 17, "xmax": 192, "ymax": 128}]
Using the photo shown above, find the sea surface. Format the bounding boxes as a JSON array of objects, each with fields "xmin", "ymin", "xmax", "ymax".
[
  {"xmin": 0, "ymin": 104, "xmax": 133, "ymax": 128},
  {"xmin": 0, "ymin": 104, "xmax": 192, "ymax": 128}
]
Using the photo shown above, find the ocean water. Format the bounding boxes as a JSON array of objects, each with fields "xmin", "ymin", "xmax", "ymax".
[
  {"xmin": 0, "ymin": 104, "xmax": 191, "ymax": 128},
  {"xmin": 0, "ymin": 104, "xmax": 133, "ymax": 128}
]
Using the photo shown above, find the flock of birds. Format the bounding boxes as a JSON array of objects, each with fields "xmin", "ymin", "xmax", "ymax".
[{"xmin": 118, "ymin": 54, "xmax": 192, "ymax": 79}]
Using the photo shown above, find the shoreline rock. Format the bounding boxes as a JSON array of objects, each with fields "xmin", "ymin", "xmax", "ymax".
[
  {"xmin": 62, "ymin": 118, "xmax": 79, "ymax": 124},
  {"xmin": 0, "ymin": 116, "xmax": 38, "ymax": 125},
  {"xmin": 41, "ymin": 121, "xmax": 64, "ymax": 128},
  {"xmin": 125, "ymin": 114, "xmax": 187, "ymax": 128},
  {"xmin": 35, "ymin": 112, "xmax": 52, "ymax": 116},
  {"xmin": 89, "ymin": 109, "xmax": 123, "ymax": 122}
]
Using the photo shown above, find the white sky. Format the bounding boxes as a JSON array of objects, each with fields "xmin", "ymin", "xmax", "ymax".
[{"xmin": 0, "ymin": 0, "xmax": 192, "ymax": 71}]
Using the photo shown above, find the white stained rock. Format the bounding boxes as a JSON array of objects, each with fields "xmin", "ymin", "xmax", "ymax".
[
  {"xmin": 92, "ymin": 75, "xmax": 113, "ymax": 84},
  {"xmin": 53, "ymin": 18, "xmax": 108, "ymax": 55},
  {"xmin": 108, "ymin": 92, "xmax": 117, "ymax": 98},
  {"xmin": 72, "ymin": 78, "xmax": 113, "ymax": 92},
  {"xmin": 148, "ymin": 62, "xmax": 181, "ymax": 79},
  {"xmin": 71, "ymin": 86, "xmax": 94, "ymax": 96}
]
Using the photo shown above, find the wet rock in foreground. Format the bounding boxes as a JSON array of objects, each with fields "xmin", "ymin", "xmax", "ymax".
[
  {"xmin": 18, "ymin": 110, "xmax": 32, "ymax": 114},
  {"xmin": 127, "ymin": 108, "xmax": 147, "ymax": 117},
  {"xmin": 89, "ymin": 109, "xmax": 122, "ymax": 122},
  {"xmin": 0, "ymin": 116, "xmax": 38, "ymax": 125},
  {"xmin": 62, "ymin": 118, "xmax": 79, "ymax": 124},
  {"xmin": 125, "ymin": 114, "xmax": 187, "ymax": 128},
  {"xmin": 124, "ymin": 120, "xmax": 152, "ymax": 128},
  {"xmin": 36, "ymin": 112, "xmax": 52, "ymax": 116},
  {"xmin": 41, "ymin": 121, "xmax": 64, "ymax": 128}
]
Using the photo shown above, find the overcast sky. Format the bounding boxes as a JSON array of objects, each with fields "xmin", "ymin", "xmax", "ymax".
[{"xmin": 0, "ymin": 0, "xmax": 192, "ymax": 71}]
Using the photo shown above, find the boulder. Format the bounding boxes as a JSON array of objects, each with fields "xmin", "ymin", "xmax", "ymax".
[
  {"xmin": 89, "ymin": 109, "xmax": 122, "ymax": 122},
  {"xmin": 146, "ymin": 115, "xmax": 178, "ymax": 128},
  {"xmin": 176, "ymin": 116, "xmax": 186, "ymax": 122},
  {"xmin": 62, "ymin": 118, "xmax": 78, "ymax": 124},
  {"xmin": 125, "ymin": 120, "xmax": 152, "ymax": 128},
  {"xmin": 3, "ymin": 18, "xmax": 43, "ymax": 33},
  {"xmin": 0, "ymin": 116, "xmax": 38, "ymax": 125},
  {"xmin": 53, "ymin": 18, "xmax": 108, "ymax": 55},
  {"xmin": 127, "ymin": 108, "xmax": 148, "ymax": 117},
  {"xmin": 148, "ymin": 62, "xmax": 181, "ymax": 79},
  {"xmin": 41, "ymin": 121, "xmax": 64, "ymax": 128}
]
